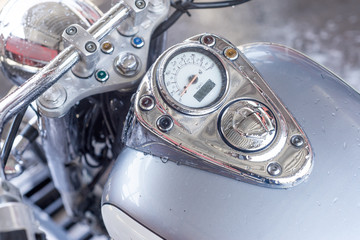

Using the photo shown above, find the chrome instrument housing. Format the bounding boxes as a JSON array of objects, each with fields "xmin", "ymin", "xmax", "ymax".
[{"xmin": 124, "ymin": 33, "xmax": 314, "ymax": 188}]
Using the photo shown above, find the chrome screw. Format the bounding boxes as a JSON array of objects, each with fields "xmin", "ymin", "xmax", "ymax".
[
  {"xmin": 38, "ymin": 84, "xmax": 67, "ymax": 109},
  {"xmin": 267, "ymin": 162, "xmax": 282, "ymax": 176},
  {"xmin": 291, "ymin": 135, "xmax": 304, "ymax": 148},
  {"xmin": 85, "ymin": 41, "xmax": 97, "ymax": 53},
  {"xmin": 135, "ymin": 0, "xmax": 146, "ymax": 9},
  {"xmin": 66, "ymin": 26, "xmax": 77, "ymax": 35}
]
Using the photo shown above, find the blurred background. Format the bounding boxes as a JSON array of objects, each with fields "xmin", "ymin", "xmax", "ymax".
[
  {"xmin": 1, "ymin": 0, "xmax": 359, "ymax": 94},
  {"xmin": 164, "ymin": 0, "xmax": 360, "ymax": 90},
  {"xmin": 166, "ymin": 0, "xmax": 360, "ymax": 91}
]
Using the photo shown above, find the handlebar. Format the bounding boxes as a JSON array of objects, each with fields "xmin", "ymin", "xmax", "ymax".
[{"xmin": 0, "ymin": 1, "xmax": 132, "ymax": 135}]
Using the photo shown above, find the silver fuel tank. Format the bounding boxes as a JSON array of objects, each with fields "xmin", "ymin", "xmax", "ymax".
[{"xmin": 102, "ymin": 42, "xmax": 360, "ymax": 239}]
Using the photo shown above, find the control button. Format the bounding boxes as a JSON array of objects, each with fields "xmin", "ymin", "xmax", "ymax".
[
  {"xmin": 95, "ymin": 69, "xmax": 109, "ymax": 82},
  {"xmin": 139, "ymin": 95, "xmax": 155, "ymax": 111},
  {"xmin": 157, "ymin": 115, "xmax": 174, "ymax": 132},
  {"xmin": 101, "ymin": 41, "xmax": 114, "ymax": 54},
  {"xmin": 201, "ymin": 35, "xmax": 215, "ymax": 47},
  {"xmin": 219, "ymin": 100, "xmax": 276, "ymax": 152},
  {"xmin": 131, "ymin": 36, "xmax": 145, "ymax": 48},
  {"xmin": 224, "ymin": 47, "xmax": 239, "ymax": 61}
]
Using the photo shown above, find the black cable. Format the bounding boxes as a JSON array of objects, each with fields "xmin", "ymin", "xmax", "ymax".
[
  {"xmin": 186, "ymin": 0, "xmax": 250, "ymax": 9},
  {"xmin": 29, "ymin": 104, "xmax": 40, "ymax": 118},
  {"xmin": 152, "ymin": 0, "xmax": 251, "ymax": 39},
  {"xmin": 100, "ymin": 94, "xmax": 115, "ymax": 142},
  {"xmin": 1, "ymin": 108, "xmax": 27, "ymax": 168},
  {"xmin": 83, "ymin": 153, "xmax": 102, "ymax": 168},
  {"xmin": 152, "ymin": 9, "xmax": 185, "ymax": 39}
]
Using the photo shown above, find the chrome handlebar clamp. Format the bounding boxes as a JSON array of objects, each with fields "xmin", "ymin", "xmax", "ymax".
[{"xmin": 62, "ymin": 24, "xmax": 100, "ymax": 78}]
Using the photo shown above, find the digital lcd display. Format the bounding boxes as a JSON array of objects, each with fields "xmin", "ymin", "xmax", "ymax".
[{"xmin": 193, "ymin": 79, "xmax": 216, "ymax": 102}]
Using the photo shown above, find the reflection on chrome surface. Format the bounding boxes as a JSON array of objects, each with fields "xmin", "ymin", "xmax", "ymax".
[{"xmin": 0, "ymin": 0, "xmax": 102, "ymax": 85}]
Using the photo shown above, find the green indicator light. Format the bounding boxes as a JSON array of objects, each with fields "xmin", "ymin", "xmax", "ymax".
[{"xmin": 95, "ymin": 69, "xmax": 109, "ymax": 82}]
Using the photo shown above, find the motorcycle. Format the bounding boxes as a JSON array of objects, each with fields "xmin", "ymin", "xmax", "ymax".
[{"xmin": 0, "ymin": 0, "xmax": 359, "ymax": 239}]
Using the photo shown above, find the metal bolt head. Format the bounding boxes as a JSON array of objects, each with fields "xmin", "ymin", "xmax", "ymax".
[
  {"xmin": 66, "ymin": 26, "xmax": 77, "ymax": 35},
  {"xmin": 291, "ymin": 135, "xmax": 304, "ymax": 148},
  {"xmin": 85, "ymin": 41, "xmax": 97, "ymax": 53},
  {"xmin": 114, "ymin": 53, "xmax": 140, "ymax": 77},
  {"xmin": 135, "ymin": 0, "xmax": 146, "ymax": 9},
  {"xmin": 148, "ymin": 0, "xmax": 165, "ymax": 12},
  {"xmin": 157, "ymin": 115, "xmax": 174, "ymax": 132},
  {"xmin": 139, "ymin": 95, "xmax": 155, "ymax": 111},
  {"xmin": 267, "ymin": 162, "xmax": 282, "ymax": 176},
  {"xmin": 38, "ymin": 84, "xmax": 67, "ymax": 109}
]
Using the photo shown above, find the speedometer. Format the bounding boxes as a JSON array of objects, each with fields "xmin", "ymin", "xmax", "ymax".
[{"xmin": 157, "ymin": 46, "xmax": 228, "ymax": 115}]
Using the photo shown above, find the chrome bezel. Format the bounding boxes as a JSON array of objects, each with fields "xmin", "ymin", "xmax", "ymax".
[
  {"xmin": 218, "ymin": 99, "xmax": 278, "ymax": 153},
  {"xmin": 156, "ymin": 44, "xmax": 229, "ymax": 116}
]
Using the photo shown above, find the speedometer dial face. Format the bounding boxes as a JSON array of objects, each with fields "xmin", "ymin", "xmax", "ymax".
[{"xmin": 159, "ymin": 47, "xmax": 228, "ymax": 114}]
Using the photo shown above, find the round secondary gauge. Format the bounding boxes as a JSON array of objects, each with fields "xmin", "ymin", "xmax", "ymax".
[
  {"xmin": 219, "ymin": 99, "xmax": 277, "ymax": 152},
  {"xmin": 158, "ymin": 46, "xmax": 228, "ymax": 114}
]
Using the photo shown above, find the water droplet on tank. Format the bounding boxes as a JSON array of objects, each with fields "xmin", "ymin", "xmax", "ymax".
[
  {"xmin": 160, "ymin": 156, "xmax": 168, "ymax": 163},
  {"xmin": 343, "ymin": 142, "xmax": 347, "ymax": 149},
  {"xmin": 333, "ymin": 197, "xmax": 338, "ymax": 204},
  {"xmin": 331, "ymin": 112, "xmax": 336, "ymax": 117}
]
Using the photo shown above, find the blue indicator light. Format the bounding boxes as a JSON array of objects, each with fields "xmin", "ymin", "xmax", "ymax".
[{"xmin": 131, "ymin": 36, "xmax": 145, "ymax": 48}]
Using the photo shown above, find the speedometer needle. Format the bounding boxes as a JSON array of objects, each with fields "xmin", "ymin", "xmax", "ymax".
[{"xmin": 180, "ymin": 74, "xmax": 198, "ymax": 97}]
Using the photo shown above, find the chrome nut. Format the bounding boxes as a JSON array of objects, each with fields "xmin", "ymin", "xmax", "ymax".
[{"xmin": 114, "ymin": 53, "xmax": 141, "ymax": 77}]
